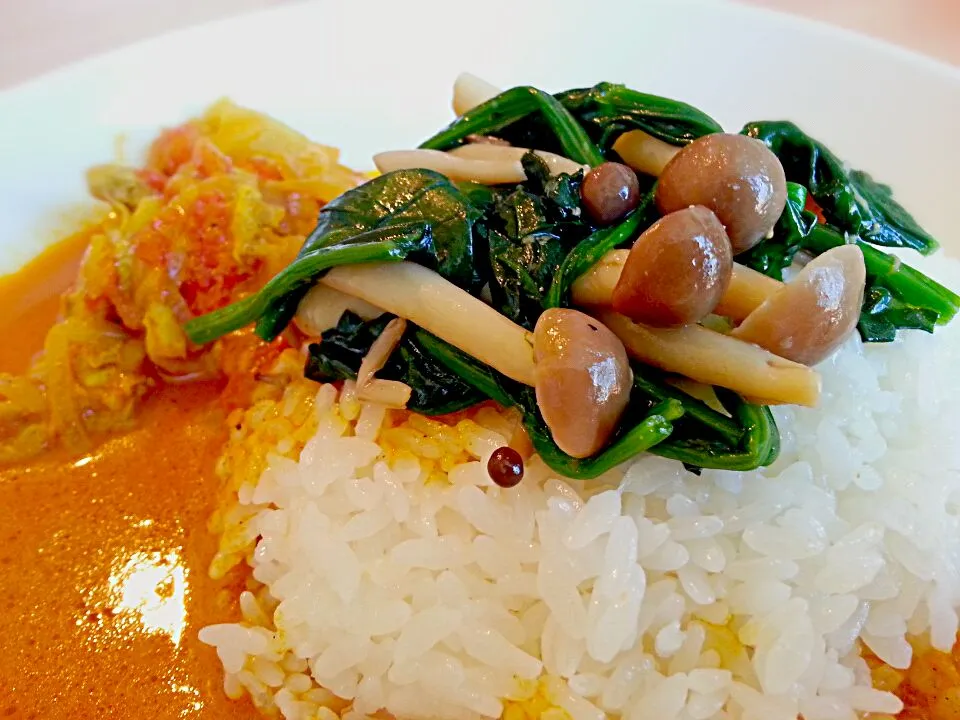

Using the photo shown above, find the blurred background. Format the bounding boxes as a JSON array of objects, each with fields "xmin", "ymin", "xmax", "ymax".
[{"xmin": 0, "ymin": 0, "xmax": 957, "ymax": 89}]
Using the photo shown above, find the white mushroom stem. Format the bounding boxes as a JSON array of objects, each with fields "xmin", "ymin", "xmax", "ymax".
[
  {"xmin": 595, "ymin": 310, "xmax": 821, "ymax": 407},
  {"xmin": 357, "ymin": 379, "xmax": 412, "ymax": 409},
  {"xmin": 357, "ymin": 317, "xmax": 407, "ymax": 391},
  {"xmin": 294, "ymin": 283, "xmax": 383, "ymax": 336},
  {"xmin": 318, "ymin": 262, "xmax": 536, "ymax": 386},
  {"xmin": 374, "ymin": 147, "xmax": 585, "ymax": 185},
  {"xmin": 714, "ymin": 264, "xmax": 784, "ymax": 321},
  {"xmin": 571, "ymin": 249, "xmax": 784, "ymax": 323},
  {"xmin": 453, "ymin": 72, "xmax": 502, "ymax": 116},
  {"xmin": 449, "ymin": 144, "xmax": 587, "ymax": 176},
  {"xmin": 612, "ymin": 129, "xmax": 681, "ymax": 176}
]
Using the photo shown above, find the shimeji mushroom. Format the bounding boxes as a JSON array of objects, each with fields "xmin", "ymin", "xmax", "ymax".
[
  {"xmin": 373, "ymin": 146, "xmax": 585, "ymax": 185},
  {"xmin": 532, "ymin": 308, "xmax": 632, "ymax": 458},
  {"xmin": 732, "ymin": 245, "xmax": 867, "ymax": 366},
  {"xmin": 611, "ymin": 206, "xmax": 733, "ymax": 328},
  {"xmin": 572, "ymin": 249, "xmax": 782, "ymax": 324}
]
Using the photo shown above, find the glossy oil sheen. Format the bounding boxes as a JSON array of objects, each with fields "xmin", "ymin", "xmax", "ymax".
[
  {"xmin": 0, "ymin": 240, "xmax": 259, "ymax": 719},
  {"xmin": 612, "ymin": 206, "xmax": 733, "ymax": 327},
  {"xmin": 655, "ymin": 133, "xmax": 787, "ymax": 253},
  {"xmin": 732, "ymin": 244, "xmax": 866, "ymax": 365},
  {"xmin": 533, "ymin": 308, "xmax": 632, "ymax": 458}
]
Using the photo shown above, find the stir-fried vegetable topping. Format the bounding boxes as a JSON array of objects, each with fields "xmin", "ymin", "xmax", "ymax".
[{"xmin": 184, "ymin": 77, "xmax": 959, "ymax": 480}]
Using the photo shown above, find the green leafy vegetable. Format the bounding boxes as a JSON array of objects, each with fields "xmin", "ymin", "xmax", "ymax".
[
  {"xmin": 545, "ymin": 83, "xmax": 723, "ymax": 151},
  {"xmin": 485, "ymin": 228, "xmax": 570, "ymax": 329},
  {"xmin": 858, "ymin": 286, "xmax": 938, "ymax": 343},
  {"xmin": 185, "ymin": 222, "xmax": 430, "ymax": 345},
  {"xmin": 304, "ymin": 168, "xmax": 484, "ymax": 290},
  {"xmin": 652, "ymin": 391, "xmax": 781, "ymax": 472},
  {"xmin": 742, "ymin": 120, "xmax": 939, "ymax": 255},
  {"xmin": 184, "ymin": 169, "xmax": 483, "ymax": 344},
  {"xmin": 468, "ymin": 153, "xmax": 594, "ymax": 328},
  {"xmin": 422, "ymin": 83, "xmax": 721, "ymax": 165},
  {"xmin": 420, "ymin": 86, "xmax": 605, "ymax": 166},
  {"xmin": 304, "ymin": 312, "xmax": 483, "ymax": 415}
]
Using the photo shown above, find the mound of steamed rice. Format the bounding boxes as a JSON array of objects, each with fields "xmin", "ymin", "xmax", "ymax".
[{"xmin": 200, "ymin": 253, "xmax": 960, "ymax": 720}]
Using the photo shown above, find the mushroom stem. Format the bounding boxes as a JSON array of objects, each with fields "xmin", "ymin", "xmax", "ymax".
[
  {"xmin": 357, "ymin": 317, "xmax": 407, "ymax": 391},
  {"xmin": 714, "ymin": 265, "xmax": 785, "ymax": 321},
  {"xmin": 357, "ymin": 378, "xmax": 412, "ymax": 409},
  {"xmin": 373, "ymin": 147, "xmax": 584, "ymax": 185},
  {"xmin": 595, "ymin": 310, "xmax": 821, "ymax": 407},
  {"xmin": 453, "ymin": 73, "xmax": 502, "ymax": 116},
  {"xmin": 612, "ymin": 129, "xmax": 680, "ymax": 176},
  {"xmin": 449, "ymin": 144, "xmax": 586, "ymax": 176},
  {"xmin": 572, "ymin": 249, "xmax": 783, "ymax": 323},
  {"xmin": 318, "ymin": 262, "xmax": 537, "ymax": 387}
]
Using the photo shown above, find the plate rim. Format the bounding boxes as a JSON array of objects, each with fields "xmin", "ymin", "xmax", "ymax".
[{"xmin": 1, "ymin": 0, "xmax": 958, "ymax": 103}]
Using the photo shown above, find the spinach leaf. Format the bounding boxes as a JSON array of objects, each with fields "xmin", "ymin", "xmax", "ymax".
[
  {"xmin": 858, "ymin": 286, "xmax": 938, "ymax": 343},
  {"xmin": 849, "ymin": 169, "xmax": 940, "ymax": 254},
  {"xmin": 548, "ymin": 83, "xmax": 723, "ymax": 151},
  {"xmin": 476, "ymin": 155, "xmax": 594, "ymax": 328},
  {"xmin": 485, "ymin": 228, "xmax": 571, "ymax": 329},
  {"xmin": 185, "ymin": 222, "xmax": 430, "ymax": 344},
  {"xmin": 519, "ymin": 152, "xmax": 584, "ymax": 219},
  {"xmin": 305, "ymin": 168, "xmax": 484, "ymax": 291},
  {"xmin": 422, "ymin": 83, "xmax": 721, "ymax": 163},
  {"xmin": 185, "ymin": 169, "xmax": 483, "ymax": 344},
  {"xmin": 652, "ymin": 391, "xmax": 780, "ymax": 472},
  {"xmin": 421, "ymin": 86, "xmax": 604, "ymax": 166},
  {"xmin": 304, "ymin": 312, "xmax": 482, "ymax": 415},
  {"xmin": 742, "ymin": 121, "xmax": 939, "ymax": 255},
  {"xmin": 737, "ymin": 182, "xmax": 814, "ymax": 280}
]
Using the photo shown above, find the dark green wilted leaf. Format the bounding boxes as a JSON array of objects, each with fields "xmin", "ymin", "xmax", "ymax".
[
  {"xmin": 304, "ymin": 312, "xmax": 482, "ymax": 415},
  {"xmin": 304, "ymin": 169, "xmax": 484, "ymax": 290},
  {"xmin": 742, "ymin": 120, "xmax": 939, "ymax": 255},
  {"xmin": 848, "ymin": 169, "xmax": 939, "ymax": 254},
  {"xmin": 857, "ymin": 285, "xmax": 939, "ymax": 343},
  {"xmin": 519, "ymin": 152, "xmax": 583, "ymax": 220}
]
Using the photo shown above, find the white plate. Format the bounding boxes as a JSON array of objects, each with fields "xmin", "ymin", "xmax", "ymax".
[{"xmin": 0, "ymin": 0, "xmax": 957, "ymax": 275}]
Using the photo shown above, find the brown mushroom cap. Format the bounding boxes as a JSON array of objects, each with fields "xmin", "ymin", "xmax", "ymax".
[
  {"xmin": 533, "ymin": 309, "xmax": 632, "ymax": 458},
  {"xmin": 580, "ymin": 162, "xmax": 641, "ymax": 225},
  {"xmin": 655, "ymin": 133, "xmax": 788, "ymax": 253},
  {"xmin": 731, "ymin": 244, "xmax": 866, "ymax": 365},
  {"xmin": 611, "ymin": 206, "xmax": 734, "ymax": 328}
]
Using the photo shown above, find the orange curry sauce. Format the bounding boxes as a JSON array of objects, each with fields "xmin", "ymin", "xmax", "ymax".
[{"xmin": 0, "ymin": 235, "xmax": 258, "ymax": 718}]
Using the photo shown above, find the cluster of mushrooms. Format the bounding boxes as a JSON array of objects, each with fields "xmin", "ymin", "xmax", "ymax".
[
  {"xmin": 533, "ymin": 133, "xmax": 865, "ymax": 459},
  {"xmin": 300, "ymin": 75, "xmax": 867, "ymax": 464}
]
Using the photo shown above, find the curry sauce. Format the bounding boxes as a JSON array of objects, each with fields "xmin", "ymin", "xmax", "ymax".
[{"xmin": 0, "ymin": 237, "xmax": 258, "ymax": 719}]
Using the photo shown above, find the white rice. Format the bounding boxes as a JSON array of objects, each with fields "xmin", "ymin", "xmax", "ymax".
[{"xmin": 201, "ymin": 253, "xmax": 960, "ymax": 720}]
